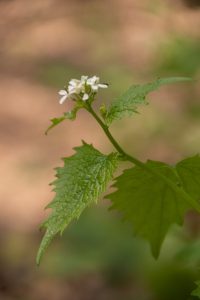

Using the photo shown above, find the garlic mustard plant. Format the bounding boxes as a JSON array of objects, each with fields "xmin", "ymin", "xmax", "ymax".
[{"xmin": 37, "ymin": 75, "xmax": 200, "ymax": 267}]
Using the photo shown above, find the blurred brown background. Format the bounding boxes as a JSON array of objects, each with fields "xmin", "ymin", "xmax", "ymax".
[{"xmin": 0, "ymin": 0, "xmax": 200, "ymax": 299}]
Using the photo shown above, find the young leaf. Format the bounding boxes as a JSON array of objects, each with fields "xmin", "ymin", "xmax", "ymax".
[
  {"xmin": 36, "ymin": 142, "xmax": 119, "ymax": 265},
  {"xmin": 107, "ymin": 158, "xmax": 199, "ymax": 258},
  {"xmin": 45, "ymin": 107, "xmax": 80, "ymax": 135},
  {"xmin": 104, "ymin": 77, "xmax": 191, "ymax": 126}
]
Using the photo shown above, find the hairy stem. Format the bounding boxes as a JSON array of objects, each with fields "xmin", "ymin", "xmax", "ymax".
[{"xmin": 86, "ymin": 104, "xmax": 200, "ymax": 212}]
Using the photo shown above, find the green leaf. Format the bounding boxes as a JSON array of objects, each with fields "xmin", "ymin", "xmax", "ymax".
[
  {"xmin": 36, "ymin": 142, "xmax": 119, "ymax": 265},
  {"xmin": 176, "ymin": 155, "xmax": 200, "ymax": 200},
  {"xmin": 45, "ymin": 107, "xmax": 79, "ymax": 135},
  {"xmin": 191, "ymin": 281, "xmax": 200, "ymax": 298},
  {"xmin": 104, "ymin": 77, "xmax": 191, "ymax": 126},
  {"xmin": 107, "ymin": 157, "xmax": 199, "ymax": 258}
]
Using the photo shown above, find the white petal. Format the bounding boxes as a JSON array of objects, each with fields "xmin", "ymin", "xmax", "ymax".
[
  {"xmin": 69, "ymin": 79, "xmax": 80, "ymax": 87},
  {"xmin": 74, "ymin": 86, "xmax": 82, "ymax": 94},
  {"xmin": 69, "ymin": 82, "xmax": 76, "ymax": 87},
  {"xmin": 98, "ymin": 83, "xmax": 108, "ymax": 89},
  {"xmin": 68, "ymin": 85, "xmax": 76, "ymax": 93},
  {"xmin": 59, "ymin": 94, "xmax": 68, "ymax": 104},
  {"xmin": 87, "ymin": 76, "xmax": 95, "ymax": 84},
  {"xmin": 81, "ymin": 75, "xmax": 88, "ymax": 82},
  {"xmin": 82, "ymin": 93, "xmax": 89, "ymax": 101},
  {"xmin": 91, "ymin": 75, "xmax": 99, "ymax": 82},
  {"xmin": 91, "ymin": 84, "xmax": 99, "ymax": 91},
  {"xmin": 58, "ymin": 89, "xmax": 67, "ymax": 96}
]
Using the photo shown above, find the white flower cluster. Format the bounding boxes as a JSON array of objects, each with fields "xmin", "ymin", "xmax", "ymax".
[{"xmin": 58, "ymin": 75, "xmax": 108, "ymax": 104}]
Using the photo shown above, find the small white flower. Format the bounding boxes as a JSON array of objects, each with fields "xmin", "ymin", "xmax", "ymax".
[
  {"xmin": 58, "ymin": 89, "xmax": 68, "ymax": 104},
  {"xmin": 68, "ymin": 78, "xmax": 86, "ymax": 94},
  {"xmin": 58, "ymin": 75, "xmax": 108, "ymax": 104},
  {"xmin": 87, "ymin": 76, "xmax": 108, "ymax": 91}
]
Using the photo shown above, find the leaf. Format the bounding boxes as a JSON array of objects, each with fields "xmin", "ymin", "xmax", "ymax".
[
  {"xmin": 45, "ymin": 107, "xmax": 79, "ymax": 135},
  {"xmin": 192, "ymin": 281, "xmax": 200, "ymax": 298},
  {"xmin": 176, "ymin": 155, "xmax": 200, "ymax": 200},
  {"xmin": 104, "ymin": 77, "xmax": 191, "ymax": 126},
  {"xmin": 36, "ymin": 142, "xmax": 119, "ymax": 265},
  {"xmin": 107, "ymin": 158, "xmax": 199, "ymax": 258}
]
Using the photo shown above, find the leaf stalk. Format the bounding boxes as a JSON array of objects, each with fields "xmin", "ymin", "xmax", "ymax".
[{"xmin": 86, "ymin": 104, "xmax": 200, "ymax": 212}]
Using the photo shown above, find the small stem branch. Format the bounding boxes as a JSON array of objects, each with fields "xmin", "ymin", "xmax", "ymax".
[
  {"xmin": 86, "ymin": 104, "xmax": 200, "ymax": 212},
  {"xmin": 87, "ymin": 104, "xmax": 126, "ymax": 156}
]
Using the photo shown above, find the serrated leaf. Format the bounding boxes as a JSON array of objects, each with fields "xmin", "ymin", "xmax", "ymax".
[
  {"xmin": 192, "ymin": 281, "xmax": 200, "ymax": 298},
  {"xmin": 104, "ymin": 77, "xmax": 191, "ymax": 126},
  {"xmin": 176, "ymin": 155, "xmax": 200, "ymax": 200},
  {"xmin": 107, "ymin": 158, "xmax": 199, "ymax": 258},
  {"xmin": 37, "ymin": 142, "xmax": 119, "ymax": 265},
  {"xmin": 45, "ymin": 107, "xmax": 79, "ymax": 135}
]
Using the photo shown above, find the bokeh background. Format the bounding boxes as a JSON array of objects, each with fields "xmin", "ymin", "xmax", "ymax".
[{"xmin": 0, "ymin": 0, "xmax": 200, "ymax": 299}]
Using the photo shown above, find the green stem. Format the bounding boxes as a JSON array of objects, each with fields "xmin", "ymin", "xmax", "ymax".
[{"xmin": 86, "ymin": 104, "xmax": 200, "ymax": 212}]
